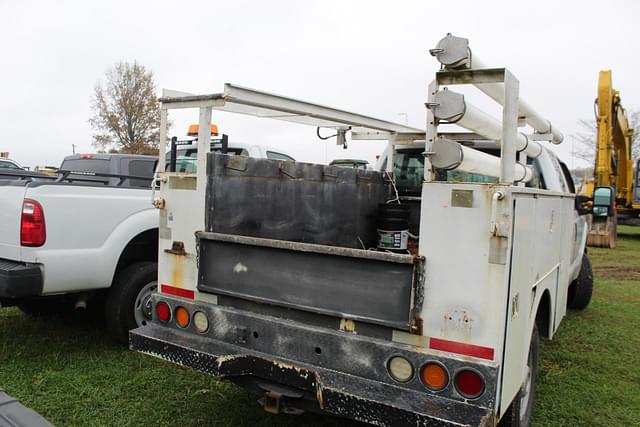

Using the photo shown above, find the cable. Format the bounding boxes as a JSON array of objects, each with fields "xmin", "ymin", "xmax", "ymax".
[
  {"xmin": 385, "ymin": 171, "xmax": 401, "ymax": 204},
  {"xmin": 316, "ymin": 127, "xmax": 338, "ymax": 140}
]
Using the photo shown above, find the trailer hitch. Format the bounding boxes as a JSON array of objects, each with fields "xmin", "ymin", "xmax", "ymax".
[{"xmin": 257, "ymin": 382, "xmax": 305, "ymax": 415}]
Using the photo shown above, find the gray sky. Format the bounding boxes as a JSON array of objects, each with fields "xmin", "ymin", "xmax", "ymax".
[{"xmin": 1, "ymin": 0, "xmax": 638, "ymax": 168}]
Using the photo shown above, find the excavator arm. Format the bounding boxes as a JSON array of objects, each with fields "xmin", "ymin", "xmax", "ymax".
[{"xmin": 588, "ymin": 70, "xmax": 637, "ymax": 248}]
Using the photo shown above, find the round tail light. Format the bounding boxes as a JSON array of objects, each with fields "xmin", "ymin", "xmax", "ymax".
[
  {"xmin": 454, "ymin": 369, "xmax": 485, "ymax": 399},
  {"xmin": 387, "ymin": 356, "xmax": 414, "ymax": 383},
  {"xmin": 156, "ymin": 302, "xmax": 171, "ymax": 322},
  {"xmin": 421, "ymin": 362, "xmax": 448, "ymax": 391},
  {"xmin": 175, "ymin": 306, "xmax": 190, "ymax": 328},
  {"xmin": 193, "ymin": 311, "xmax": 209, "ymax": 333}
]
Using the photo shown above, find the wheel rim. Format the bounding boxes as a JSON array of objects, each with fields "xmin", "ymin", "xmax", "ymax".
[
  {"xmin": 134, "ymin": 281, "xmax": 157, "ymax": 327},
  {"xmin": 519, "ymin": 345, "xmax": 534, "ymax": 422}
]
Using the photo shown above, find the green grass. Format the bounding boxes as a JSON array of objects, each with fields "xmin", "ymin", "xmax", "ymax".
[
  {"xmin": 533, "ymin": 225, "xmax": 640, "ymax": 426},
  {"xmin": 0, "ymin": 309, "xmax": 348, "ymax": 426},
  {"xmin": 1, "ymin": 227, "xmax": 639, "ymax": 426}
]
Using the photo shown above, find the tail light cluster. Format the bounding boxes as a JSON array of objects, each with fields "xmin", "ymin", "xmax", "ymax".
[
  {"xmin": 155, "ymin": 302, "xmax": 209, "ymax": 333},
  {"xmin": 386, "ymin": 355, "xmax": 485, "ymax": 400},
  {"xmin": 21, "ymin": 199, "xmax": 46, "ymax": 247}
]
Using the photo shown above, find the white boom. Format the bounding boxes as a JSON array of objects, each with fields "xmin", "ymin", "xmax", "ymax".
[{"xmin": 430, "ymin": 33, "xmax": 563, "ymax": 144}]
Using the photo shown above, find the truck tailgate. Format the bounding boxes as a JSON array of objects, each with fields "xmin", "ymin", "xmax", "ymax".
[
  {"xmin": 0, "ymin": 184, "xmax": 28, "ymax": 260},
  {"xmin": 196, "ymin": 232, "xmax": 421, "ymax": 330}
]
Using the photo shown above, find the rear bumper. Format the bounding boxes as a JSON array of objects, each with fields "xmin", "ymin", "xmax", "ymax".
[
  {"xmin": 130, "ymin": 298, "xmax": 496, "ymax": 426},
  {"xmin": 0, "ymin": 258, "xmax": 43, "ymax": 299}
]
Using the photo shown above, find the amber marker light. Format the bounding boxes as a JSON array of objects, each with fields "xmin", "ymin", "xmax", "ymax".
[
  {"xmin": 175, "ymin": 306, "xmax": 190, "ymax": 328},
  {"xmin": 421, "ymin": 362, "xmax": 449, "ymax": 391}
]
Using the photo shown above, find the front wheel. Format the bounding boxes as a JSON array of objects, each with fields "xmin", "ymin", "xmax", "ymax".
[
  {"xmin": 105, "ymin": 261, "xmax": 158, "ymax": 344},
  {"xmin": 567, "ymin": 254, "xmax": 594, "ymax": 310},
  {"xmin": 500, "ymin": 325, "xmax": 539, "ymax": 427}
]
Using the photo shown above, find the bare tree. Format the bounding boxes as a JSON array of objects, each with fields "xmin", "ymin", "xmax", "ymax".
[
  {"xmin": 571, "ymin": 110, "xmax": 640, "ymax": 164},
  {"xmin": 90, "ymin": 62, "xmax": 163, "ymax": 155}
]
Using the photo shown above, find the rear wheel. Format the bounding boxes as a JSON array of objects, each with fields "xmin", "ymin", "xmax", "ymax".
[
  {"xmin": 500, "ymin": 325, "xmax": 539, "ymax": 427},
  {"xmin": 105, "ymin": 261, "xmax": 157, "ymax": 344},
  {"xmin": 567, "ymin": 254, "xmax": 594, "ymax": 310}
]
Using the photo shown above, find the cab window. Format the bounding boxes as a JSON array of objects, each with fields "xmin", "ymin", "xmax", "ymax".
[
  {"xmin": 393, "ymin": 150, "xmax": 424, "ymax": 196},
  {"xmin": 266, "ymin": 151, "xmax": 295, "ymax": 162}
]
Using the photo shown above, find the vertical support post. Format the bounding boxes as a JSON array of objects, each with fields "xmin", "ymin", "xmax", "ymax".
[
  {"xmin": 500, "ymin": 71, "xmax": 519, "ymax": 184},
  {"xmin": 169, "ymin": 137, "xmax": 178, "ymax": 172},
  {"xmin": 424, "ymin": 79, "xmax": 439, "ymax": 183},
  {"xmin": 196, "ymin": 106, "xmax": 213, "ymax": 213},
  {"xmin": 158, "ymin": 107, "xmax": 168, "ymax": 173}
]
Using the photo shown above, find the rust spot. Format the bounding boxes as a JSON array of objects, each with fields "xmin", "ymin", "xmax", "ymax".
[
  {"xmin": 152, "ymin": 198, "xmax": 165, "ymax": 209},
  {"xmin": 165, "ymin": 240, "xmax": 187, "ymax": 256},
  {"xmin": 172, "ymin": 254, "xmax": 184, "ymax": 288},
  {"xmin": 410, "ymin": 316, "xmax": 423, "ymax": 335},
  {"xmin": 479, "ymin": 410, "xmax": 495, "ymax": 427},
  {"xmin": 315, "ymin": 374, "xmax": 324, "ymax": 409}
]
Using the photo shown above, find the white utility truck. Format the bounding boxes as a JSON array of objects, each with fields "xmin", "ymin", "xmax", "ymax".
[{"xmin": 130, "ymin": 35, "xmax": 593, "ymax": 426}]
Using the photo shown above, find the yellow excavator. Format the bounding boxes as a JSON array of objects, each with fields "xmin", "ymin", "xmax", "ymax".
[{"xmin": 584, "ymin": 70, "xmax": 640, "ymax": 248}]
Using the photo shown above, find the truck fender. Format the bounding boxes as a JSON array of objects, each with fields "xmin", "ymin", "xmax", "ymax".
[{"xmin": 103, "ymin": 208, "xmax": 159, "ymax": 286}]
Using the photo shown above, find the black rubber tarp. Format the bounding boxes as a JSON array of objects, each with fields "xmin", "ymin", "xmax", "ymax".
[{"xmin": 205, "ymin": 154, "xmax": 388, "ymax": 249}]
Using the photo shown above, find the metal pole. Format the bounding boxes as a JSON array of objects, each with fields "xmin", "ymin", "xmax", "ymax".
[
  {"xmin": 158, "ymin": 108, "xmax": 168, "ymax": 173},
  {"xmin": 501, "ymin": 70, "xmax": 519, "ymax": 184},
  {"xmin": 429, "ymin": 90, "xmax": 542, "ymax": 159},
  {"xmin": 429, "ymin": 138, "xmax": 533, "ymax": 182},
  {"xmin": 424, "ymin": 79, "xmax": 439, "ymax": 182},
  {"xmin": 196, "ymin": 106, "xmax": 212, "ymax": 194}
]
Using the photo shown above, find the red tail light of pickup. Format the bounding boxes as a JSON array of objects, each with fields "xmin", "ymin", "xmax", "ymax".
[{"xmin": 21, "ymin": 199, "xmax": 46, "ymax": 247}]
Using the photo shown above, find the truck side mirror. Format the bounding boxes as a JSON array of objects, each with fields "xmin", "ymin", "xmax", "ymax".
[
  {"xmin": 574, "ymin": 194, "xmax": 592, "ymax": 216},
  {"xmin": 592, "ymin": 186, "xmax": 615, "ymax": 217}
]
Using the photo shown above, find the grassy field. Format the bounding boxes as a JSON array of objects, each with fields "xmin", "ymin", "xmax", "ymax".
[{"xmin": 1, "ymin": 227, "xmax": 638, "ymax": 426}]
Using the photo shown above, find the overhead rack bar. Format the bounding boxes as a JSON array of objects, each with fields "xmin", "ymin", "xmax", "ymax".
[{"xmin": 160, "ymin": 84, "xmax": 424, "ymax": 140}]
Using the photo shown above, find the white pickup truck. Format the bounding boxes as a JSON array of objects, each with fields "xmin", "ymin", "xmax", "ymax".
[
  {"xmin": 0, "ymin": 153, "xmax": 158, "ymax": 343},
  {"xmin": 0, "ymin": 141, "xmax": 294, "ymax": 343}
]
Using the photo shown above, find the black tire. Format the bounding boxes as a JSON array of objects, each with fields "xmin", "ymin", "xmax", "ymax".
[
  {"xmin": 567, "ymin": 254, "xmax": 594, "ymax": 310},
  {"xmin": 500, "ymin": 325, "xmax": 539, "ymax": 427},
  {"xmin": 105, "ymin": 261, "xmax": 157, "ymax": 344},
  {"xmin": 18, "ymin": 296, "xmax": 72, "ymax": 316}
]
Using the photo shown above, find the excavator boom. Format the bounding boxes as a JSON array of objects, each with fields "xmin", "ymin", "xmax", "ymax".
[{"xmin": 588, "ymin": 70, "xmax": 638, "ymax": 248}]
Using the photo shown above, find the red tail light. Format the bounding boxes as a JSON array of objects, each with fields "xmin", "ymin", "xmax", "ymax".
[
  {"xmin": 454, "ymin": 369, "xmax": 485, "ymax": 399},
  {"xmin": 21, "ymin": 199, "xmax": 46, "ymax": 247},
  {"xmin": 156, "ymin": 302, "xmax": 171, "ymax": 322}
]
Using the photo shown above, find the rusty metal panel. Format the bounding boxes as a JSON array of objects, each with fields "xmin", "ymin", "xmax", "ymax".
[
  {"xmin": 205, "ymin": 153, "xmax": 388, "ymax": 249},
  {"xmin": 197, "ymin": 233, "xmax": 415, "ymax": 330}
]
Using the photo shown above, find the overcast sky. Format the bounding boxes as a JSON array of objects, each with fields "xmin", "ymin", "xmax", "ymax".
[{"xmin": 1, "ymin": 0, "xmax": 638, "ymax": 168}]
